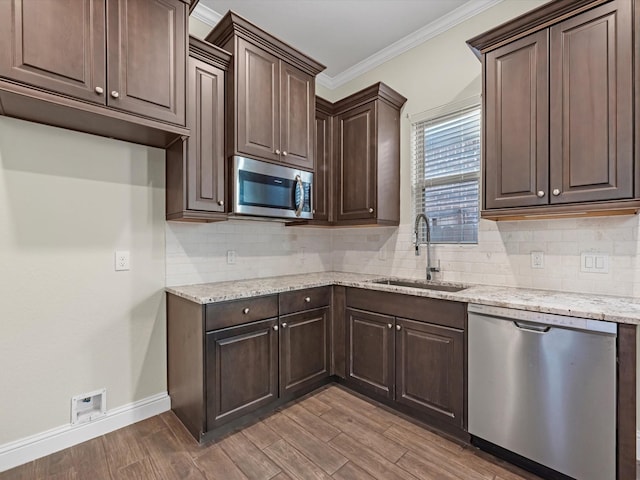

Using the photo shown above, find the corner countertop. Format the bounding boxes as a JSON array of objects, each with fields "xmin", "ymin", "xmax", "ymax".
[{"xmin": 166, "ymin": 272, "xmax": 640, "ymax": 325}]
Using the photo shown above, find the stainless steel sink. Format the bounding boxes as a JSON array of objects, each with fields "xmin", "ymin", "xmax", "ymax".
[{"xmin": 371, "ymin": 279, "xmax": 466, "ymax": 292}]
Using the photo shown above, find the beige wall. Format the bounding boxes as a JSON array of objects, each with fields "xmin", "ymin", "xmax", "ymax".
[{"xmin": 0, "ymin": 118, "xmax": 166, "ymax": 444}]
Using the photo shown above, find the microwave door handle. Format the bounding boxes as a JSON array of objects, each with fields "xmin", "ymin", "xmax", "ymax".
[{"xmin": 295, "ymin": 175, "xmax": 304, "ymax": 217}]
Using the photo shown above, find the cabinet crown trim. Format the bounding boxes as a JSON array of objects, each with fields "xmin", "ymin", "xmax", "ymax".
[
  {"xmin": 205, "ymin": 10, "xmax": 326, "ymax": 76},
  {"xmin": 189, "ymin": 36, "xmax": 231, "ymax": 70},
  {"xmin": 466, "ymin": 0, "xmax": 611, "ymax": 58},
  {"xmin": 332, "ymin": 82, "xmax": 407, "ymax": 114}
]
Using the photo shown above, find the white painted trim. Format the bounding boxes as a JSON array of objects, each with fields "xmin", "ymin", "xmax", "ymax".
[
  {"xmin": 191, "ymin": 3, "xmax": 223, "ymax": 26},
  {"xmin": 0, "ymin": 392, "xmax": 170, "ymax": 473},
  {"xmin": 317, "ymin": 0, "xmax": 504, "ymax": 90}
]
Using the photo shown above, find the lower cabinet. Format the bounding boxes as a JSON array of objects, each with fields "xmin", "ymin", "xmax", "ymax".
[
  {"xmin": 395, "ymin": 317, "xmax": 464, "ymax": 426},
  {"xmin": 345, "ymin": 308, "xmax": 395, "ymax": 399},
  {"xmin": 205, "ymin": 318, "xmax": 279, "ymax": 430},
  {"xmin": 344, "ymin": 288, "xmax": 466, "ymax": 432},
  {"xmin": 167, "ymin": 288, "xmax": 331, "ymax": 441},
  {"xmin": 280, "ymin": 307, "xmax": 330, "ymax": 397}
]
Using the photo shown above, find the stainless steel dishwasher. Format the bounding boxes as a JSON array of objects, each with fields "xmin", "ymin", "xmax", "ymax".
[{"xmin": 468, "ymin": 304, "xmax": 617, "ymax": 480}]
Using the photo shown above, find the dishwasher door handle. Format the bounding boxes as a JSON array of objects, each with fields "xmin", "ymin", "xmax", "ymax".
[{"xmin": 513, "ymin": 321, "xmax": 551, "ymax": 333}]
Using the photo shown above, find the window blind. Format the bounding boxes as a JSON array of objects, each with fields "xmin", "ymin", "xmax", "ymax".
[{"xmin": 411, "ymin": 105, "xmax": 481, "ymax": 244}]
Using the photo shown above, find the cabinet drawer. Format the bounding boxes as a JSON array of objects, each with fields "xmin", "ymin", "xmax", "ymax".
[
  {"xmin": 346, "ymin": 288, "xmax": 465, "ymax": 330},
  {"xmin": 279, "ymin": 286, "xmax": 331, "ymax": 315},
  {"xmin": 206, "ymin": 295, "xmax": 278, "ymax": 331}
]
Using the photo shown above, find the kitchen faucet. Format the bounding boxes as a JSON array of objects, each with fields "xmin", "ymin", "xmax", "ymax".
[{"xmin": 414, "ymin": 213, "xmax": 440, "ymax": 280}]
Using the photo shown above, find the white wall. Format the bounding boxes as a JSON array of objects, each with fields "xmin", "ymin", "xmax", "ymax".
[{"xmin": 0, "ymin": 118, "xmax": 166, "ymax": 444}]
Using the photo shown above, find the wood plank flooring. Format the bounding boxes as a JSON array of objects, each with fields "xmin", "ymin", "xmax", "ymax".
[{"xmin": 0, "ymin": 385, "xmax": 605, "ymax": 479}]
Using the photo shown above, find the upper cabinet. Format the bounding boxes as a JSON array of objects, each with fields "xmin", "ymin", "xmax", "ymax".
[
  {"xmin": 468, "ymin": 0, "xmax": 637, "ymax": 219},
  {"xmin": 306, "ymin": 83, "xmax": 406, "ymax": 227},
  {"xmin": 0, "ymin": 0, "xmax": 190, "ymax": 147},
  {"xmin": 166, "ymin": 36, "xmax": 230, "ymax": 222},
  {"xmin": 205, "ymin": 11, "xmax": 325, "ymax": 172}
]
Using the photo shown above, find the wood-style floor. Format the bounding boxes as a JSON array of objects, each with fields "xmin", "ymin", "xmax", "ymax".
[{"xmin": 0, "ymin": 385, "xmax": 573, "ymax": 480}]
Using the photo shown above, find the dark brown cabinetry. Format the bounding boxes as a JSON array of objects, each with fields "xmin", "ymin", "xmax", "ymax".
[
  {"xmin": 333, "ymin": 84, "xmax": 406, "ymax": 225},
  {"xmin": 206, "ymin": 11, "xmax": 324, "ymax": 172},
  {"xmin": 345, "ymin": 308, "xmax": 395, "ymax": 399},
  {"xmin": 168, "ymin": 287, "xmax": 330, "ymax": 442},
  {"xmin": 469, "ymin": 0, "xmax": 637, "ymax": 219},
  {"xmin": 166, "ymin": 37, "xmax": 230, "ymax": 222},
  {"xmin": 313, "ymin": 98, "xmax": 333, "ymax": 222},
  {"xmin": 206, "ymin": 318, "xmax": 279, "ymax": 429},
  {"xmin": 0, "ymin": 0, "xmax": 189, "ymax": 147},
  {"xmin": 344, "ymin": 288, "xmax": 466, "ymax": 433},
  {"xmin": 395, "ymin": 317, "xmax": 464, "ymax": 426}
]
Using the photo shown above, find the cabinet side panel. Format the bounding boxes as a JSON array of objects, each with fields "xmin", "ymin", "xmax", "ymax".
[
  {"xmin": 166, "ymin": 138, "xmax": 187, "ymax": 216},
  {"xmin": 331, "ymin": 286, "xmax": 346, "ymax": 378},
  {"xmin": 376, "ymin": 101, "xmax": 400, "ymax": 224},
  {"xmin": 167, "ymin": 294, "xmax": 205, "ymax": 440},
  {"xmin": 617, "ymin": 323, "xmax": 637, "ymax": 480}
]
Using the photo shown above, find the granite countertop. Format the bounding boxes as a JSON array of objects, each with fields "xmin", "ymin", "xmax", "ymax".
[{"xmin": 166, "ymin": 272, "xmax": 640, "ymax": 325}]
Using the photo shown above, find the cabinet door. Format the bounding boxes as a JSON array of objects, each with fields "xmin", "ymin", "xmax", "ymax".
[
  {"xmin": 187, "ymin": 56, "xmax": 226, "ymax": 213},
  {"xmin": 0, "ymin": 0, "xmax": 106, "ymax": 104},
  {"xmin": 280, "ymin": 62, "xmax": 314, "ymax": 170},
  {"xmin": 106, "ymin": 0, "xmax": 186, "ymax": 125},
  {"xmin": 484, "ymin": 30, "xmax": 549, "ymax": 209},
  {"xmin": 335, "ymin": 102, "xmax": 377, "ymax": 221},
  {"xmin": 549, "ymin": 0, "xmax": 632, "ymax": 204},
  {"xmin": 395, "ymin": 318, "xmax": 464, "ymax": 427},
  {"xmin": 236, "ymin": 38, "xmax": 280, "ymax": 163},
  {"xmin": 313, "ymin": 109, "xmax": 331, "ymax": 221},
  {"xmin": 345, "ymin": 308, "xmax": 394, "ymax": 399},
  {"xmin": 279, "ymin": 307, "xmax": 330, "ymax": 397},
  {"xmin": 206, "ymin": 318, "xmax": 278, "ymax": 429}
]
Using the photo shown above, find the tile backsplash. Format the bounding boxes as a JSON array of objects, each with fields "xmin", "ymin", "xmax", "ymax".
[
  {"xmin": 167, "ymin": 215, "xmax": 640, "ymax": 297},
  {"xmin": 166, "ymin": 220, "xmax": 333, "ymax": 286}
]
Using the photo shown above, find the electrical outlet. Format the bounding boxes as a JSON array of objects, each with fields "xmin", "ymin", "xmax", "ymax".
[
  {"xmin": 581, "ymin": 252, "xmax": 609, "ymax": 273},
  {"xmin": 115, "ymin": 251, "xmax": 130, "ymax": 271},
  {"xmin": 226, "ymin": 250, "xmax": 236, "ymax": 265},
  {"xmin": 530, "ymin": 251, "xmax": 544, "ymax": 269}
]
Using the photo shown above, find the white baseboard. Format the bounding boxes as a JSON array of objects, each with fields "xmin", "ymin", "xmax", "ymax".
[{"xmin": 0, "ymin": 392, "xmax": 170, "ymax": 473}]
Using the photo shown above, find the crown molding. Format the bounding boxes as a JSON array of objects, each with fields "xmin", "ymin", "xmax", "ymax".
[
  {"xmin": 191, "ymin": 3, "xmax": 223, "ymax": 26},
  {"xmin": 318, "ymin": 0, "xmax": 504, "ymax": 90},
  {"xmin": 193, "ymin": 0, "xmax": 504, "ymax": 91}
]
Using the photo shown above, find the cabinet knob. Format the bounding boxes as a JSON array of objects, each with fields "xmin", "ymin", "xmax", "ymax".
[
  {"xmin": 275, "ymin": 149, "xmax": 281, "ymax": 155},
  {"xmin": 304, "ymin": 296, "xmax": 311, "ymax": 303},
  {"xmin": 312, "ymin": 209, "xmax": 316, "ymax": 214},
  {"xmin": 282, "ymin": 151, "xmax": 288, "ymax": 156},
  {"xmin": 552, "ymin": 189, "xmax": 561, "ymax": 196},
  {"xmin": 368, "ymin": 208, "xmax": 374, "ymax": 214},
  {"xmin": 396, "ymin": 325, "xmax": 402, "ymax": 331},
  {"xmin": 282, "ymin": 322, "xmax": 287, "ymax": 328},
  {"xmin": 273, "ymin": 325, "xmax": 278, "ymax": 331},
  {"xmin": 217, "ymin": 200, "xmax": 224, "ymax": 206},
  {"xmin": 95, "ymin": 86, "xmax": 104, "ymax": 95},
  {"xmin": 243, "ymin": 308, "xmax": 250, "ymax": 314},
  {"xmin": 387, "ymin": 323, "xmax": 393, "ymax": 329},
  {"xmin": 537, "ymin": 190, "xmax": 545, "ymax": 198},
  {"xmin": 110, "ymin": 91, "xmax": 120, "ymax": 99}
]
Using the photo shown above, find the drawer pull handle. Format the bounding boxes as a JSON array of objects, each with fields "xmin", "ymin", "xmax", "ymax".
[
  {"xmin": 304, "ymin": 297, "xmax": 311, "ymax": 302},
  {"xmin": 282, "ymin": 323, "xmax": 287, "ymax": 328},
  {"xmin": 243, "ymin": 308, "xmax": 250, "ymax": 314},
  {"xmin": 273, "ymin": 325, "xmax": 278, "ymax": 331}
]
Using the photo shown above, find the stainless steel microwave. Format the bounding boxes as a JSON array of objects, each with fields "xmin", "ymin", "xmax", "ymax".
[{"xmin": 232, "ymin": 156, "xmax": 313, "ymax": 220}]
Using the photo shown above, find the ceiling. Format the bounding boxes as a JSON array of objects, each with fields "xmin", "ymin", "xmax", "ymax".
[{"xmin": 194, "ymin": 0, "xmax": 504, "ymax": 89}]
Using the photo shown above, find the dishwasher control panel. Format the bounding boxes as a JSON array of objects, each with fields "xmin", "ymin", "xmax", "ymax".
[{"xmin": 467, "ymin": 304, "xmax": 617, "ymax": 334}]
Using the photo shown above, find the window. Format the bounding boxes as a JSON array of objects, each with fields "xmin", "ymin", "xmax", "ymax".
[{"xmin": 411, "ymin": 103, "xmax": 481, "ymax": 244}]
